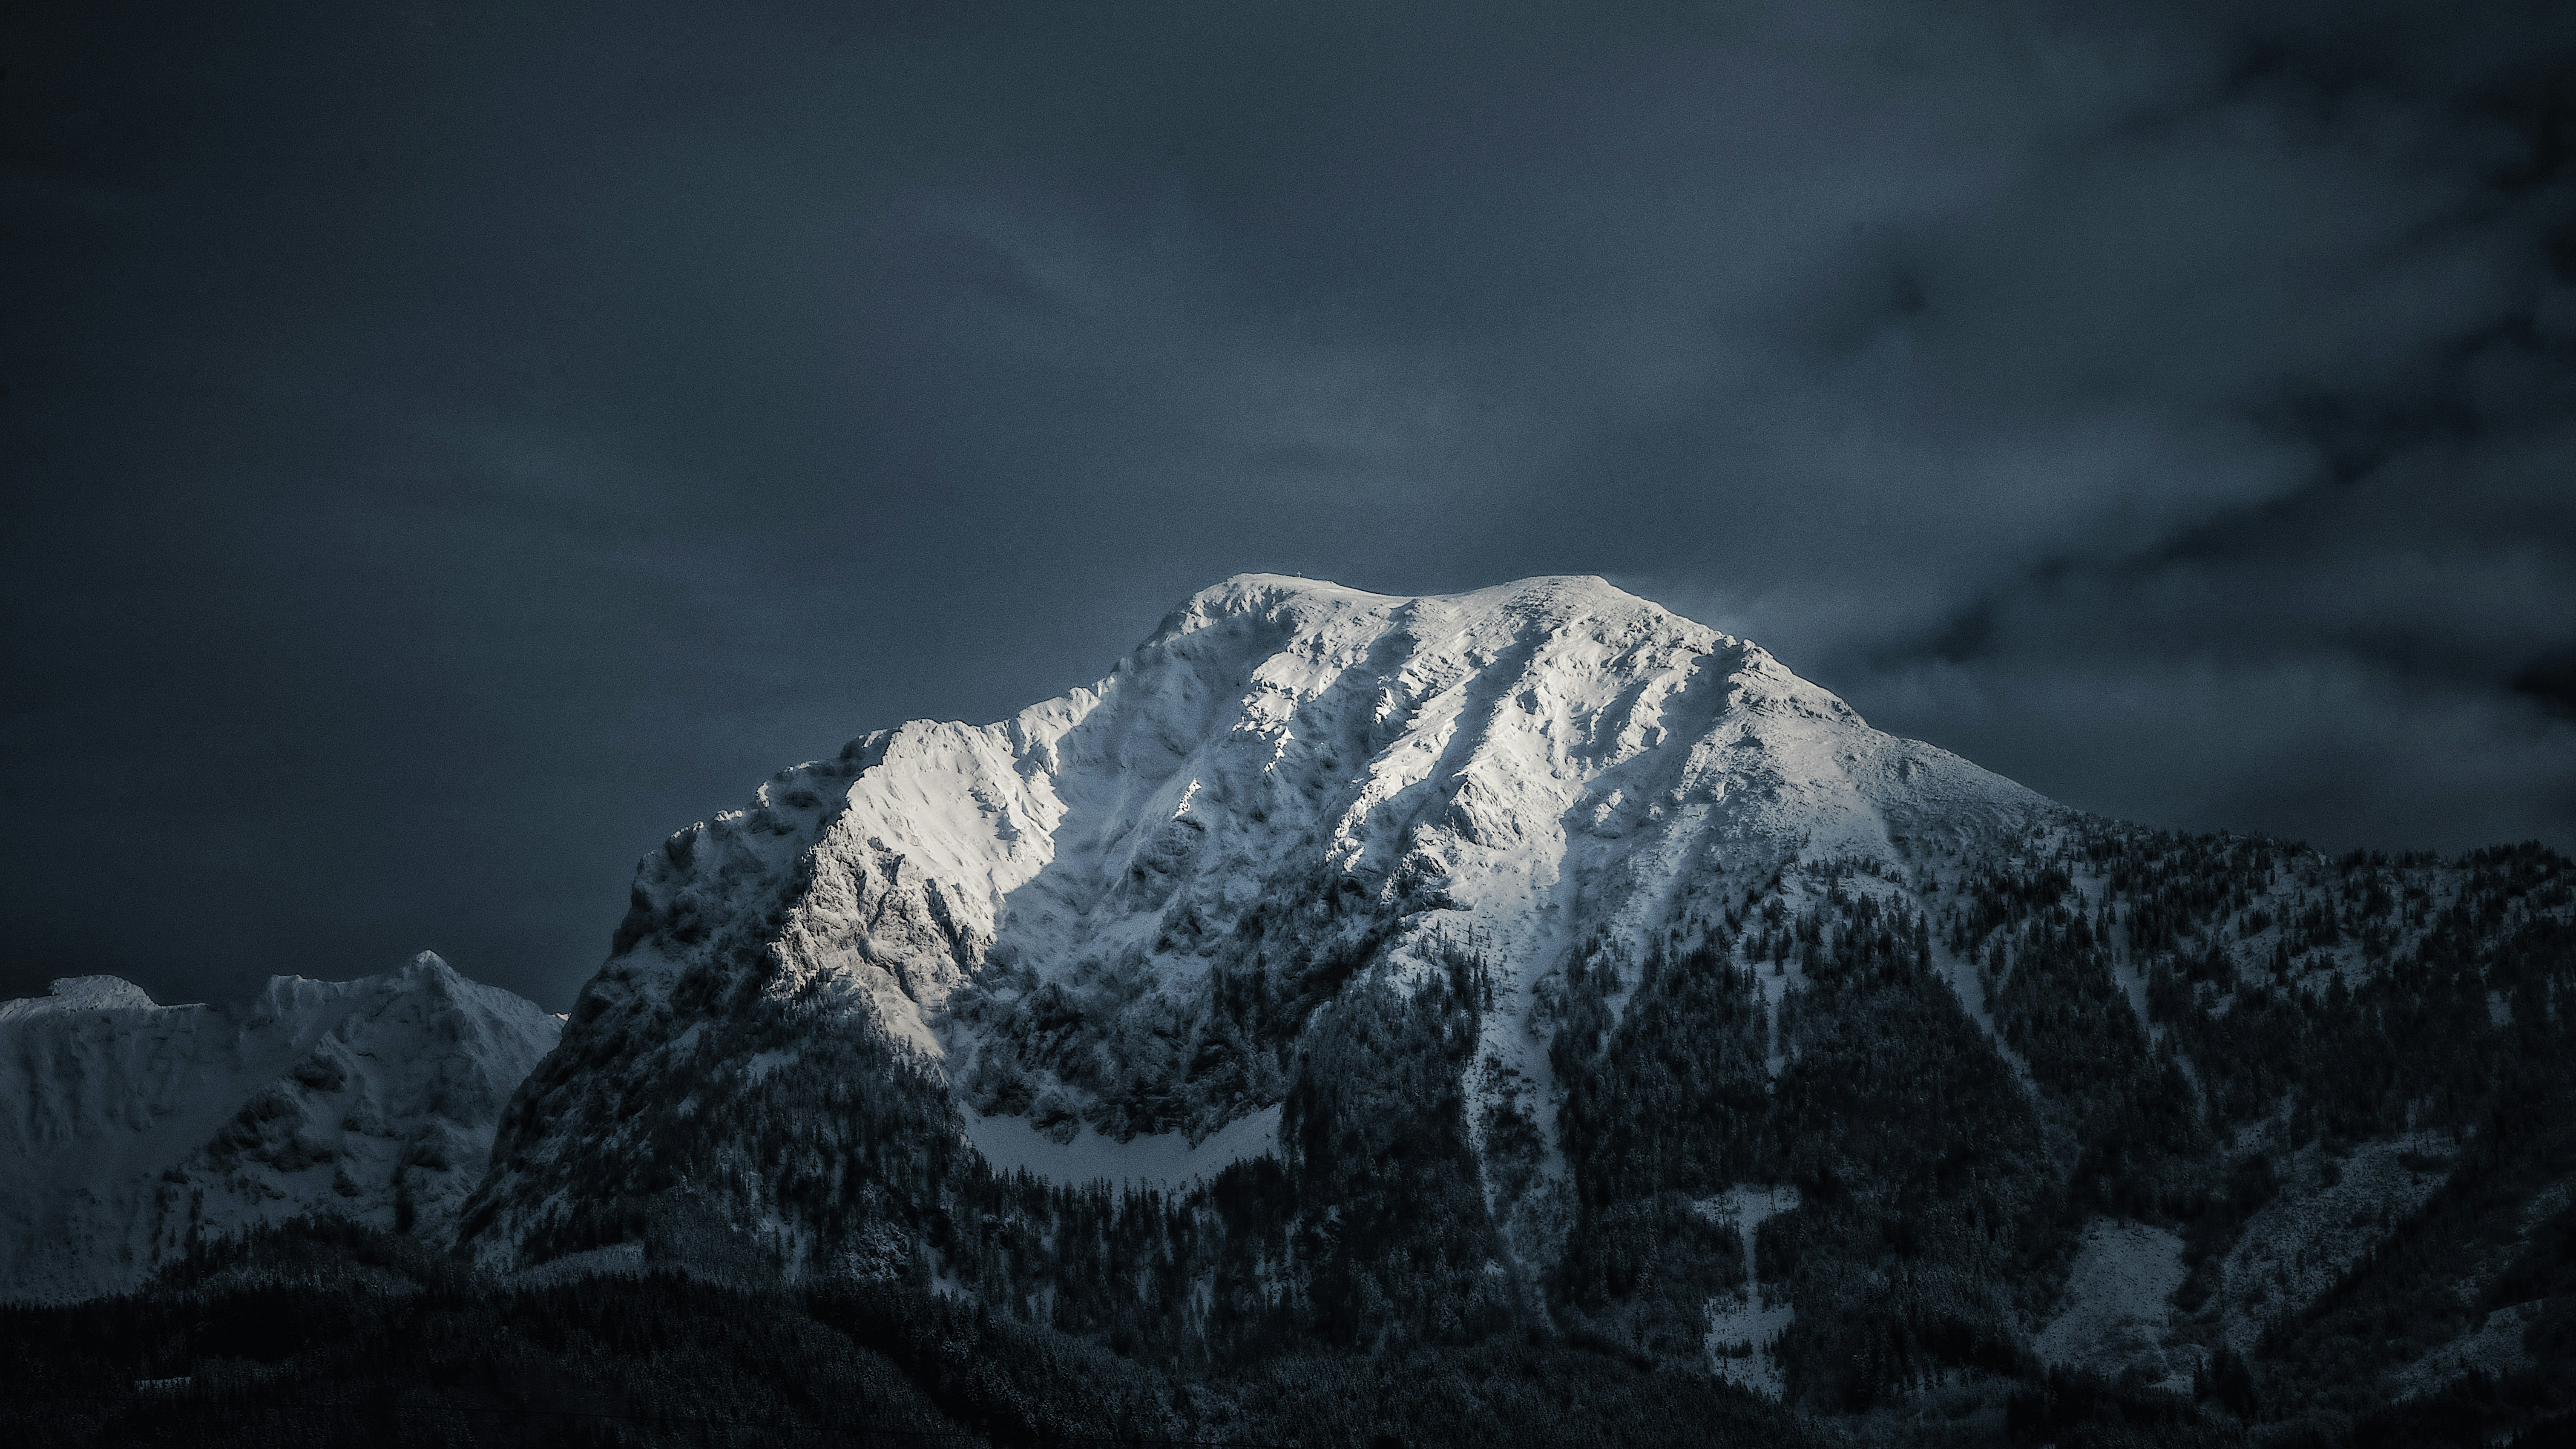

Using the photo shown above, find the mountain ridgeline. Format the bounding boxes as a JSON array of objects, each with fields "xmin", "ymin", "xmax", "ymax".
[{"xmin": 10, "ymin": 575, "xmax": 2574, "ymax": 1446}]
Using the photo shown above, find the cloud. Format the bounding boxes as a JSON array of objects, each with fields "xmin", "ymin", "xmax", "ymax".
[
  {"xmin": 4, "ymin": 0, "xmax": 2570, "ymax": 1007},
  {"xmin": 1868, "ymin": 647, "xmax": 2576, "ymax": 852}
]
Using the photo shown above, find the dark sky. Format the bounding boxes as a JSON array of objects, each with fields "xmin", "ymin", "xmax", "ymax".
[{"xmin": 8, "ymin": 1, "xmax": 2574, "ymax": 1012}]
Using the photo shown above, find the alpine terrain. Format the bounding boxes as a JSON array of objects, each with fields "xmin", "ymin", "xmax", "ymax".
[
  {"xmin": 0, "ymin": 952, "xmax": 561, "ymax": 1301},
  {"xmin": 9, "ymin": 575, "xmax": 2574, "ymax": 1447}
]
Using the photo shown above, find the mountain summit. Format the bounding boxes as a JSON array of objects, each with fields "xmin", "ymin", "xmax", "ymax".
[
  {"xmin": 465, "ymin": 574, "xmax": 2048, "ymax": 1274},
  {"xmin": 11, "ymin": 574, "xmax": 2567, "ymax": 1435}
]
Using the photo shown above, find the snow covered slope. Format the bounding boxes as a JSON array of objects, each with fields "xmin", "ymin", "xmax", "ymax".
[
  {"xmin": 468, "ymin": 574, "xmax": 2052, "ymax": 1268},
  {"xmin": 0, "ymin": 953, "xmax": 560, "ymax": 1302}
]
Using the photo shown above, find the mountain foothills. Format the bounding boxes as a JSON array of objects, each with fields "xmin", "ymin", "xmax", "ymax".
[{"xmin": 9, "ymin": 575, "xmax": 2576, "ymax": 1448}]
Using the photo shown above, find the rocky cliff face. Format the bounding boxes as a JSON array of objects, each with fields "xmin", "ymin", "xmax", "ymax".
[{"xmin": 0, "ymin": 953, "xmax": 559, "ymax": 1301}]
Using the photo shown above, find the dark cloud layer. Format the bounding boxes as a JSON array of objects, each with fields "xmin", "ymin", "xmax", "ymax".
[{"xmin": 6, "ymin": 1, "xmax": 2573, "ymax": 1009}]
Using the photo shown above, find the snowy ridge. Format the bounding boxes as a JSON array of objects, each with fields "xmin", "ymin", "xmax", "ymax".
[
  {"xmin": 471, "ymin": 573, "xmax": 2052, "ymax": 1270},
  {"xmin": 0, "ymin": 953, "xmax": 559, "ymax": 1302}
]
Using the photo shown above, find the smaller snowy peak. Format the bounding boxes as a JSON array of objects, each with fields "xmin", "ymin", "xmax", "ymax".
[
  {"xmin": 388, "ymin": 949, "xmax": 540, "ymax": 1025},
  {"xmin": 46, "ymin": 975, "xmax": 159, "ymax": 1010},
  {"xmin": 0, "ymin": 955, "xmax": 562, "ymax": 1302},
  {"xmin": 0, "ymin": 975, "xmax": 165, "ymax": 1022},
  {"xmin": 1172, "ymin": 570, "xmax": 1395, "ymax": 621}
]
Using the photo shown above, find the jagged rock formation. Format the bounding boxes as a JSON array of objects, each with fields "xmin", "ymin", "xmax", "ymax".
[{"xmin": 0, "ymin": 952, "xmax": 560, "ymax": 1301}]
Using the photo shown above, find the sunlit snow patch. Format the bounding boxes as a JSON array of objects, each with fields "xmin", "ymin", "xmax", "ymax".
[{"xmin": 960, "ymin": 1103, "xmax": 1281, "ymax": 1192}]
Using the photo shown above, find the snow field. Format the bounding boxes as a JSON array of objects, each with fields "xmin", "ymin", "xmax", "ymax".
[
  {"xmin": 2036, "ymin": 1219, "xmax": 2190, "ymax": 1392},
  {"xmin": 1700, "ymin": 1184, "xmax": 1802, "ymax": 1400}
]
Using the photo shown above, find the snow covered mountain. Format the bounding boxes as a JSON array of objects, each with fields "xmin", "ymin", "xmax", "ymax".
[
  {"xmin": 464, "ymin": 574, "xmax": 2050, "ymax": 1264},
  {"xmin": 0, "ymin": 566, "xmax": 2562, "ymax": 1443},
  {"xmin": 0, "ymin": 952, "xmax": 560, "ymax": 1302},
  {"xmin": 9, "ymin": 570, "xmax": 2559, "ymax": 1436},
  {"xmin": 450, "ymin": 573, "xmax": 2576, "ymax": 1423}
]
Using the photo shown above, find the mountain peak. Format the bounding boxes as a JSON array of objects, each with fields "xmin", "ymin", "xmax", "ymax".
[
  {"xmin": 469, "ymin": 571, "xmax": 2055, "ymax": 1272},
  {"xmin": 0, "ymin": 975, "xmax": 162, "ymax": 1024},
  {"xmin": 1165, "ymin": 572, "xmax": 1693, "ymax": 639},
  {"xmin": 398, "ymin": 949, "xmax": 462, "ymax": 991},
  {"xmin": 0, "ymin": 954, "xmax": 561, "ymax": 1301},
  {"xmin": 47, "ymin": 975, "xmax": 158, "ymax": 1010}
]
